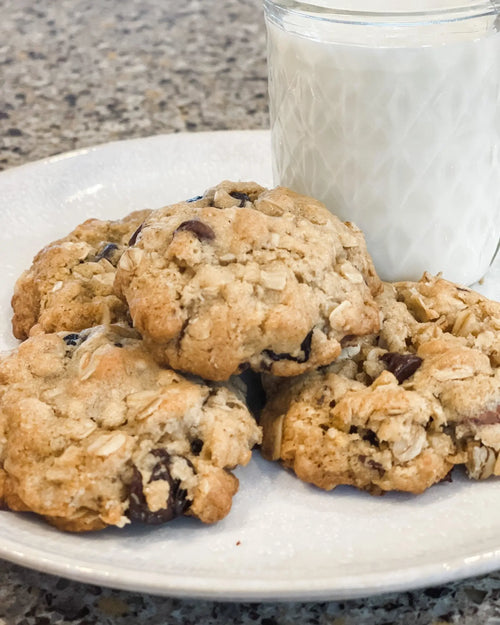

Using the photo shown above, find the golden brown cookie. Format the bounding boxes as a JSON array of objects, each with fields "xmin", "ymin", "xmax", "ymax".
[
  {"xmin": 0, "ymin": 325, "xmax": 261, "ymax": 531},
  {"xmin": 261, "ymin": 276, "xmax": 500, "ymax": 494},
  {"xmin": 115, "ymin": 181, "xmax": 381, "ymax": 381},
  {"xmin": 11, "ymin": 210, "xmax": 151, "ymax": 339}
]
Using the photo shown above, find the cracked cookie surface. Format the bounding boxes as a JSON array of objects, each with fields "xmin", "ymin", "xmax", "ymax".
[
  {"xmin": 11, "ymin": 210, "xmax": 151, "ymax": 339},
  {"xmin": 0, "ymin": 325, "xmax": 261, "ymax": 531},
  {"xmin": 115, "ymin": 181, "xmax": 381, "ymax": 381},
  {"xmin": 261, "ymin": 274, "xmax": 500, "ymax": 494}
]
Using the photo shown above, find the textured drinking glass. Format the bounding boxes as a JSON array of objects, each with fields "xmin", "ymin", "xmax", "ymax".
[{"xmin": 264, "ymin": 0, "xmax": 500, "ymax": 284}]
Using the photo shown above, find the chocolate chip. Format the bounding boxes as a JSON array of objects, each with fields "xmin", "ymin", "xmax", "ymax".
[
  {"xmin": 190, "ymin": 438, "xmax": 203, "ymax": 455},
  {"xmin": 300, "ymin": 330, "xmax": 314, "ymax": 361},
  {"xmin": 341, "ymin": 335, "xmax": 357, "ymax": 347},
  {"xmin": 229, "ymin": 191, "xmax": 251, "ymax": 207},
  {"xmin": 186, "ymin": 195, "xmax": 203, "ymax": 203},
  {"xmin": 263, "ymin": 350, "xmax": 284, "ymax": 363},
  {"xmin": 237, "ymin": 368, "xmax": 267, "ymax": 418},
  {"xmin": 300, "ymin": 330, "xmax": 314, "ymax": 360},
  {"xmin": 127, "ymin": 449, "xmax": 192, "ymax": 524},
  {"xmin": 128, "ymin": 223, "xmax": 144, "ymax": 246},
  {"xmin": 358, "ymin": 455, "xmax": 385, "ymax": 475},
  {"xmin": 175, "ymin": 220, "xmax": 215, "ymax": 241},
  {"xmin": 63, "ymin": 333, "xmax": 80, "ymax": 346},
  {"xmin": 62, "ymin": 332, "xmax": 88, "ymax": 348},
  {"xmin": 362, "ymin": 430, "xmax": 379, "ymax": 447},
  {"xmin": 380, "ymin": 352, "xmax": 423, "ymax": 383},
  {"xmin": 127, "ymin": 467, "xmax": 167, "ymax": 524},
  {"xmin": 94, "ymin": 242, "xmax": 119, "ymax": 264},
  {"xmin": 263, "ymin": 330, "xmax": 314, "ymax": 364},
  {"xmin": 367, "ymin": 459, "xmax": 384, "ymax": 472}
]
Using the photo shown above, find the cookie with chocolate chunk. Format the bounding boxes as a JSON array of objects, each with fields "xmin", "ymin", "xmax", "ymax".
[
  {"xmin": 261, "ymin": 275, "xmax": 500, "ymax": 494},
  {"xmin": 393, "ymin": 272, "xmax": 500, "ymax": 367},
  {"xmin": 391, "ymin": 273, "xmax": 500, "ymax": 480},
  {"xmin": 115, "ymin": 181, "xmax": 381, "ymax": 381},
  {"xmin": 11, "ymin": 210, "xmax": 151, "ymax": 339},
  {"xmin": 0, "ymin": 325, "xmax": 261, "ymax": 531}
]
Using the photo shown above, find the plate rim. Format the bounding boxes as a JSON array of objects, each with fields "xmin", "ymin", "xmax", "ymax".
[
  {"xmin": 0, "ymin": 129, "xmax": 499, "ymax": 602},
  {"xmin": 0, "ymin": 513, "xmax": 499, "ymax": 602},
  {"xmin": 0, "ymin": 129, "xmax": 270, "ymax": 178}
]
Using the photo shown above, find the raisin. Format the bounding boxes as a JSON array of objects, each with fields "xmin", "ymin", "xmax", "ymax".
[
  {"xmin": 174, "ymin": 220, "xmax": 215, "ymax": 241},
  {"xmin": 127, "ymin": 449, "xmax": 192, "ymax": 524},
  {"xmin": 229, "ymin": 191, "xmax": 251, "ymax": 207},
  {"xmin": 466, "ymin": 404, "xmax": 500, "ymax": 425},
  {"xmin": 380, "ymin": 352, "xmax": 423, "ymax": 383}
]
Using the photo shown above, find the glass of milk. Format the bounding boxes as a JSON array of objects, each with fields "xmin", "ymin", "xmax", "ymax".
[{"xmin": 264, "ymin": 0, "xmax": 500, "ymax": 284}]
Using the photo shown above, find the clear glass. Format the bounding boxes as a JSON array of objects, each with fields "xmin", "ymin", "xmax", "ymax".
[{"xmin": 265, "ymin": 0, "xmax": 500, "ymax": 284}]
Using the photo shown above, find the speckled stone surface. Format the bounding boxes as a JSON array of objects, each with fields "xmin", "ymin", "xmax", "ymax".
[
  {"xmin": 2, "ymin": 1, "xmax": 500, "ymax": 623},
  {"xmin": 0, "ymin": 0, "xmax": 268, "ymax": 170}
]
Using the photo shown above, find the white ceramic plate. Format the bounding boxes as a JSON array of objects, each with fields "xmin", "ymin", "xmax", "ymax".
[{"xmin": 0, "ymin": 130, "xmax": 499, "ymax": 602}]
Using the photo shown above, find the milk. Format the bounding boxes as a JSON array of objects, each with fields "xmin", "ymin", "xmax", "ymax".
[{"xmin": 266, "ymin": 4, "xmax": 500, "ymax": 284}]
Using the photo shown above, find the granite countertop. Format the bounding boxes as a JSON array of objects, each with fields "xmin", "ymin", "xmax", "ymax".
[
  {"xmin": 0, "ymin": 0, "xmax": 269, "ymax": 169},
  {"xmin": 2, "ymin": 1, "xmax": 500, "ymax": 623}
]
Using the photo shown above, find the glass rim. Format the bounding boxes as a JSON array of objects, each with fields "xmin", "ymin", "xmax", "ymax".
[{"xmin": 263, "ymin": 0, "xmax": 500, "ymax": 25}]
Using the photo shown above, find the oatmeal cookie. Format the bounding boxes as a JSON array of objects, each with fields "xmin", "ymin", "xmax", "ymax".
[
  {"xmin": 394, "ymin": 272, "xmax": 500, "ymax": 366},
  {"xmin": 115, "ymin": 181, "xmax": 381, "ymax": 381},
  {"xmin": 11, "ymin": 210, "xmax": 151, "ymax": 339},
  {"xmin": 261, "ymin": 275, "xmax": 500, "ymax": 494},
  {"xmin": 0, "ymin": 325, "xmax": 261, "ymax": 531}
]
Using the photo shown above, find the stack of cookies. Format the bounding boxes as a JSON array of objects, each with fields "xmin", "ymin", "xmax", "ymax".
[{"xmin": 1, "ymin": 181, "xmax": 499, "ymax": 532}]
